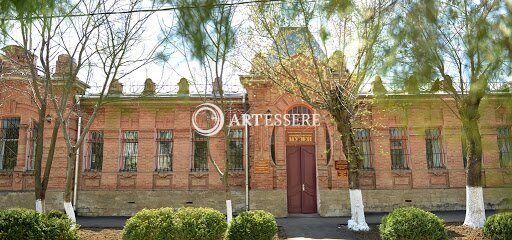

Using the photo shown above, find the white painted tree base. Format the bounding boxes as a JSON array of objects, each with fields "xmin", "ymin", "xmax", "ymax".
[
  {"xmin": 64, "ymin": 202, "xmax": 76, "ymax": 224},
  {"xmin": 226, "ymin": 199, "xmax": 233, "ymax": 223},
  {"xmin": 35, "ymin": 199, "xmax": 43, "ymax": 213},
  {"xmin": 347, "ymin": 189, "xmax": 369, "ymax": 231},
  {"xmin": 463, "ymin": 186, "xmax": 485, "ymax": 229}
]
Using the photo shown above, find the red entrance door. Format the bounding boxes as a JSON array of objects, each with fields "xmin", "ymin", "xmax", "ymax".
[{"xmin": 286, "ymin": 146, "xmax": 317, "ymax": 213}]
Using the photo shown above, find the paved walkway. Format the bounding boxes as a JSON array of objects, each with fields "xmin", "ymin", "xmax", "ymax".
[{"xmin": 76, "ymin": 210, "xmax": 496, "ymax": 240}]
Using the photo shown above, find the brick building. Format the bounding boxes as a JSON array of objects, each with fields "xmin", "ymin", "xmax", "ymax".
[{"xmin": 1, "ymin": 45, "xmax": 511, "ymax": 217}]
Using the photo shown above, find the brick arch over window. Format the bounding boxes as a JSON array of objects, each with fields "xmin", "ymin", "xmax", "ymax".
[{"xmin": 286, "ymin": 105, "xmax": 313, "ymax": 126}]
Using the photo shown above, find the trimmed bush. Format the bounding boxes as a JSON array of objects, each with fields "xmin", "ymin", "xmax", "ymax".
[
  {"xmin": 175, "ymin": 207, "xmax": 227, "ymax": 240},
  {"xmin": 44, "ymin": 210, "xmax": 69, "ymax": 220},
  {"xmin": 483, "ymin": 212, "xmax": 512, "ymax": 240},
  {"xmin": 379, "ymin": 207, "xmax": 447, "ymax": 240},
  {"xmin": 0, "ymin": 208, "xmax": 78, "ymax": 240},
  {"xmin": 123, "ymin": 208, "xmax": 176, "ymax": 240},
  {"xmin": 227, "ymin": 210, "xmax": 277, "ymax": 240}
]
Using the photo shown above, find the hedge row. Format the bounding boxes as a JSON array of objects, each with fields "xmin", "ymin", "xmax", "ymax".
[
  {"xmin": 122, "ymin": 208, "xmax": 277, "ymax": 240},
  {"xmin": 0, "ymin": 208, "xmax": 78, "ymax": 240}
]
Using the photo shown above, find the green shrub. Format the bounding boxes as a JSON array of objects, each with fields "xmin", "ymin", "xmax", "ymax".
[
  {"xmin": 227, "ymin": 210, "xmax": 277, "ymax": 240},
  {"xmin": 483, "ymin": 212, "xmax": 512, "ymax": 240},
  {"xmin": 0, "ymin": 208, "xmax": 78, "ymax": 240},
  {"xmin": 379, "ymin": 207, "xmax": 447, "ymax": 240},
  {"xmin": 44, "ymin": 210, "xmax": 69, "ymax": 220},
  {"xmin": 41, "ymin": 217, "xmax": 79, "ymax": 240},
  {"xmin": 175, "ymin": 207, "xmax": 227, "ymax": 240},
  {"xmin": 123, "ymin": 208, "xmax": 176, "ymax": 240}
]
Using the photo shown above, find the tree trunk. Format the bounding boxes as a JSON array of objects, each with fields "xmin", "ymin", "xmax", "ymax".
[
  {"xmin": 35, "ymin": 120, "xmax": 61, "ymax": 213},
  {"xmin": 34, "ymin": 106, "xmax": 46, "ymax": 213},
  {"xmin": 224, "ymin": 176, "xmax": 233, "ymax": 223},
  {"xmin": 224, "ymin": 136, "xmax": 233, "ymax": 223},
  {"xmin": 64, "ymin": 151, "xmax": 77, "ymax": 223},
  {"xmin": 333, "ymin": 111, "xmax": 369, "ymax": 231},
  {"xmin": 461, "ymin": 103, "xmax": 485, "ymax": 228}
]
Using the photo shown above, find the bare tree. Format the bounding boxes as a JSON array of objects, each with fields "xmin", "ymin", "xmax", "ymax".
[
  {"xmin": 159, "ymin": 0, "xmax": 241, "ymax": 222},
  {"xmin": 49, "ymin": 0, "xmax": 157, "ymax": 222},
  {"xmin": 247, "ymin": 0, "xmax": 395, "ymax": 231},
  {"xmin": 0, "ymin": 0, "xmax": 78, "ymax": 213},
  {"xmin": 1, "ymin": 0, "xmax": 157, "ymax": 222}
]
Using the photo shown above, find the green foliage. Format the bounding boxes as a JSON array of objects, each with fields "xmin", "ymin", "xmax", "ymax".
[
  {"xmin": 175, "ymin": 207, "xmax": 227, "ymax": 240},
  {"xmin": 0, "ymin": 0, "xmax": 65, "ymax": 42},
  {"xmin": 321, "ymin": 0, "xmax": 353, "ymax": 19},
  {"xmin": 501, "ymin": 0, "xmax": 512, "ymax": 60},
  {"xmin": 379, "ymin": 207, "xmax": 447, "ymax": 240},
  {"xmin": 227, "ymin": 210, "xmax": 277, "ymax": 240},
  {"xmin": 483, "ymin": 212, "xmax": 512, "ymax": 240},
  {"xmin": 44, "ymin": 210, "xmax": 69, "ymax": 220},
  {"xmin": 385, "ymin": 0, "xmax": 508, "ymax": 93},
  {"xmin": 0, "ymin": 208, "xmax": 78, "ymax": 240},
  {"xmin": 162, "ymin": 0, "xmax": 235, "ymax": 64},
  {"xmin": 123, "ymin": 208, "xmax": 176, "ymax": 240}
]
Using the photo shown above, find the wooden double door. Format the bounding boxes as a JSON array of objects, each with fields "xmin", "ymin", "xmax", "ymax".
[{"xmin": 286, "ymin": 145, "xmax": 317, "ymax": 213}]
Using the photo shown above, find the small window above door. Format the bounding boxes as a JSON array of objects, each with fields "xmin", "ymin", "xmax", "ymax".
[{"xmin": 287, "ymin": 106, "xmax": 313, "ymax": 126}]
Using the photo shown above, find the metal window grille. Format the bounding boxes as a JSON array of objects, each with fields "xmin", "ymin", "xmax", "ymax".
[
  {"xmin": 287, "ymin": 106, "xmax": 312, "ymax": 126},
  {"xmin": 355, "ymin": 128, "xmax": 373, "ymax": 169},
  {"xmin": 87, "ymin": 131, "xmax": 104, "ymax": 171},
  {"xmin": 156, "ymin": 130, "xmax": 173, "ymax": 172},
  {"xmin": 426, "ymin": 128, "xmax": 445, "ymax": 169},
  {"xmin": 497, "ymin": 127, "xmax": 512, "ymax": 168},
  {"xmin": 228, "ymin": 129, "xmax": 243, "ymax": 170},
  {"xmin": 121, "ymin": 131, "xmax": 138, "ymax": 172},
  {"xmin": 192, "ymin": 131, "xmax": 208, "ymax": 172},
  {"xmin": 389, "ymin": 127, "xmax": 409, "ymax": 170},
  {"xmin": 0, "ymin": 117, "xmax": 20, "ymax": 171}
]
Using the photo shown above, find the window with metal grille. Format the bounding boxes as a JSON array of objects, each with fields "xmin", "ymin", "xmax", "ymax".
[
  {"xmin": 0, "ymin": 117, "xmax": 20, "ymax": 171},
  {"xmin": 192, "ymin": 131, "xmax": 208, "ymax": 172},
  {"xmin": 425, "ymin": 128, "xmax": 445, "ymax": 169},
  {"xmin": 156, "ymin": 130, "xmax": 173, "ymax": 172},
  {"xmin": 228, "ymin": 129, "xmax": 243, "ymax": 170},
  {"xmin": 497, "ymin": 127, "xmax": 511, "ymax": 168},
  {"xmin": 121, "ymin": 131, "xmax": 138, "ymax": 172},
  {"xmin": 355, "ymin": 128, "xmax": 372, "ymax": 169},
  {"xmin": 389, "ymin": 127, "xmax": 408, "ymax": 170},
  {"xmin": 26, "ymin": 123, "xmax": 37, "ymax": 171},
  {"xmin": 287, "ymin": 106, "xmax": 312, "ymax": 126},
  {"xmin": 86, "ymin": 131, "xmax": 103, "ymax": 171}
]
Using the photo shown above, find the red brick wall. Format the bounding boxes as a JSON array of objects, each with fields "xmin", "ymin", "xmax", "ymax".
[{"xmin": 1, "ymin": 72, "xmax": 510, "ymax": 197}]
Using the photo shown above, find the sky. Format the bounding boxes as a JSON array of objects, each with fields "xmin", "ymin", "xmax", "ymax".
[
  {"xmin": 1, "ymin": 0, "xmax": 509, "ymax": 96},
  {"xmin": 1, "ymin": 0, "xmax": 367, "ymax": 96}
]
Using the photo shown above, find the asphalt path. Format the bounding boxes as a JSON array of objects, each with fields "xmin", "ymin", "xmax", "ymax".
[{"xmin": 76, "ymin": 210, "xmax": 496, "ymax": 240}]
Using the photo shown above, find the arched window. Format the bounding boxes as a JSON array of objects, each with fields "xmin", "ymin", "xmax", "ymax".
[{"xmin": 287, "ymin": 105, "xmax": 313, "ymax": 126}]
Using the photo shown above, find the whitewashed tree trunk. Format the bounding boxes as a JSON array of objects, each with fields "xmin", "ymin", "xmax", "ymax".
[
  {"xmin": 35, "ymin": 199, "xmax": 44, "ymax": 213},
  {"xmin": 463, "ymin": 186, "xmax": 485, "ymax": 229},
  {"xmin": 64, "ymin": 201, "xmax": 76, "ymax": 224},
  {"xmin": 347, "ymin": 189, "xmax": 369, "ymax": 231},
  {"xmin": 226, "ymin": 199, "xmax": 233, "ymax": 223}
]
